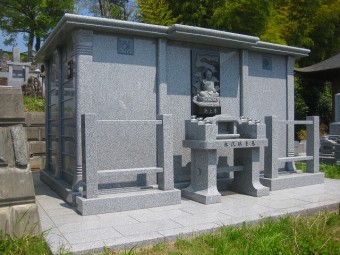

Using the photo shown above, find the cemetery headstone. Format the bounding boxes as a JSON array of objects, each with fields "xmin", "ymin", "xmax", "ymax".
[{"xmin": 0, "ymin": 87, "xmax": 41, "ymax": 237}]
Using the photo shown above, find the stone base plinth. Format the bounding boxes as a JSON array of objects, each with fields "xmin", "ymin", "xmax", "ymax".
[
  {"xmin": 181, "ymin": 188, "xmax": 221, "ymax": 204},
  {"xmin": 260, "ymin": 172, "xmax": 324, "ymax": 191},
  {"xmin": 0, "ymin": 204, "xmax": 41, "ymax": 237},
  {"xmin": 76, "ymin": 189, "xmax": 181, "ymax": 215}
]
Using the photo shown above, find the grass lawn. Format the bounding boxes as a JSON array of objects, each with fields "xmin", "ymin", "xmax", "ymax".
[
  {"xmin": 295, "ymin": 162, "xmax": 340, "ymax": 179},
  {"xmin": 1, "ymin": 212, "xmax": 339, "ymax": 255},
  {"xmin": 2, "ymin": 164, "xmax": 339, "ymax": 255}
]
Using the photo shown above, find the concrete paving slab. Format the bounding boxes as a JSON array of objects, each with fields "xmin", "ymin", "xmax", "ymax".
[
  {"xmin": 114, "ymin": 219, "xmax": 182, "ymax": 236},
  {"xmin": 63, "ymin": 227, "xmax": 123, "ymax": 245},
  {"xmin": 33, "ymin": 173, "xmax": 340, "ymax": 254},
  {"xmin": 171, "ymin": 212, "xmax": 232, "ymax": 226}
]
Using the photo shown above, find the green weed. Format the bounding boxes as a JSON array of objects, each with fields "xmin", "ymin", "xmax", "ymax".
[
  {"xmin": 296, "ymin": 162, "xmax": 340, "ymax": 179},
  {"xmin": 107, "ymin": 212, "xmax": 340, "ymax": 255},
  {"xmin": 23, "ymin": 96, "xmax": 45, "ymax": 112},
  {"xmin": 0, "ymin": 233, "xmax": 51, "ymax": 255}
]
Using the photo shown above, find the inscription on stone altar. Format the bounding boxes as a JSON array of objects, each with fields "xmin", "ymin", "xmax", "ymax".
[{"xmin": 225, "ymin": 140, "xmax": 257, "ymax": 148}]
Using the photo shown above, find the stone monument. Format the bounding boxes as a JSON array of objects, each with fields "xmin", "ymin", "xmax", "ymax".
[
  {"xmin": 35, "ymin": 14, "xmax": 323, "ymax": 214},
  {"xmin": 7, "ymin": 47, "xmax": 31, "ymax": 87},
  {"xmin": 320, "ymin": 94, "xmax": 340, "ymax": 160},
  {"xmin": 0, "ymin": 86, "xmax": 41, "ymax": 237}
]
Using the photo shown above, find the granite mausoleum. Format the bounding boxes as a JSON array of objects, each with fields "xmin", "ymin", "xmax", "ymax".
[{"xmin": 35, "ymin": 14, "xmax": 324, "ymax": 215}]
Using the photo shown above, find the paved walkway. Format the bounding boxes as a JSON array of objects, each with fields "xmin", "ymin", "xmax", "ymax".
[{"xmin": 33, "ymin": 173, "xmax": 340, "ymax": 254}]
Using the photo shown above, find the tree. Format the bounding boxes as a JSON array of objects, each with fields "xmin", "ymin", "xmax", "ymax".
[
  {"xmin": 211, "ymin": 0, "xmax": 272, "ymax": 36},
  {"xmin": 137, "ymin": 0, "xmax": 177, "ymax": 26},
  {"xmin": 0, "ymin": 0, "xmax": 74, "ymax": 61},
  {"xmin": 167, "ymin": 0, "xmax": 224, "ymax": 28},
  {"xmin": 304, "ymin": 0, "xmax": 340, "ymax": 66},
  {"xmin": 85, "ymin": 0, "xmax": 133, "ymax": 20},
  {"xmin": 263, "ymin": 0, "xmax": 340, "ymax": 67}
]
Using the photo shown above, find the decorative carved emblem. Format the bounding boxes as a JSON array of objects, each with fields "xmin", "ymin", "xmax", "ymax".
[{"xmin": 117, "ymin": 37, "xmax": 134, "ymax": 55}]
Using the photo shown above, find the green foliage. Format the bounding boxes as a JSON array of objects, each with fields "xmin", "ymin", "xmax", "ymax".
[
  {"xmin": 87, "ymin": 0, "xmax": 132, "ymax": 20},
  {"xmin": 167, "ymin": 0, "xmax": 224, "ymax": 28},
  {"xmin": 300, "ymin": 0, "xmax": 340, "ymax": 66},
  {"xmin": 23, "ymin": 96, "xmax": 45, "ymax": 112},
  {"xmin": 0, "ymin": 0, "xmax": 74, "ymax": 59},
  {"xmin": 295, "ymin": 76, "xmax": 333, "ymax": 128},
  {"xmin": 212, "ymin": 0, "xmax": 273, "ymax": 36},
  {"xmin": 321, "ymin": 164, "xmax": 340, "ymax": 179},
  {"xmin": 137, "ymin": 0, "xmax": 177, "ymax": 26},
  {"xmin": 317, "ymin": 83, "xmax": 333, "ymax": 127},
  {"xmin": 296, "ymin": 162, "xmax": 340, "ymax": 179},
  {"xmin": 0, "ymin": 234, "xmax": 52, "ymax": 255},
  {"xmin": 295, "ymin": 77, "xmax": 309, "ymax": 121},
  {"xmin": 1, "ymin": 213, "xmax": 339, "ymax": 254},
  {"xmin": 108, "ymin": 212, "xmax": 340, "ymax": 255}
]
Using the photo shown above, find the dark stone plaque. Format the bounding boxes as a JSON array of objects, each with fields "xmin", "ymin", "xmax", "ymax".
[
  {"xmin": 194, "ymin": 105, "xmax": 221, "ymax": 117},
  {"xmin": 117, "ymin": 37, "xmax": 134, "ymax": 55},
  {"xmin": 191, "ymin": 50, "xmax": 220, "ymax": 117}
]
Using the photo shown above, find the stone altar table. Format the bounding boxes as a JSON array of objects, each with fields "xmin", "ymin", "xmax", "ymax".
[{"xmin": 182, "ymin": 115, "xmax": 269, "ymax": 204}]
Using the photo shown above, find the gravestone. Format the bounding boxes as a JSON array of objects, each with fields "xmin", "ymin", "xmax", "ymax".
[
  {"xmin": 7, "ymin": 47, "xmax": 31, "ymax": 87},
  {"xmin": 0, "ymin": 87, "xmax": 41, "ymax": 237},
  {"xmin": 320, "ymin": 94, "xmax": 340, "ymax": 157},
  {"xmin": 329, "ymin": 93, "xmax": 340, "ymax": 135},
  {"xmin": 12, "ymin": 47, "xmax": 20, "ymax": 62}
]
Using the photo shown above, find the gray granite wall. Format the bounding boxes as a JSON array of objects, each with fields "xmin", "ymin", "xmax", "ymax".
[
  {"xmin": 246, "ymin": 52, "xmax": 288, "ymax": 159},
  {"xmin": 165, "ymin": 43, "xmax": 241, "ymax": 183},
  {"xmin": 42, "ymin": 21, "xmax": 302, "ymax": 197},
  {"xmin": 92, "ymin": 33, "xmax": 157, "ymax": 120}
]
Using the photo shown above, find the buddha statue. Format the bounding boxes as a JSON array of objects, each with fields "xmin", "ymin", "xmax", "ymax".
[{"xmin": 193, "ymin": 69, "xmax": 220, "ymax": 107}]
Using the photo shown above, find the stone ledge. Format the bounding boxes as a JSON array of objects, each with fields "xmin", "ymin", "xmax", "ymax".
[
  {"xmin": 24, "ymin": 112, "xmax": 45, "ymax": 127},
  {"xmin": 260, "ymin": 172, "xmax": 325, "ymax": 191},
  {"xmin": 29, "ymin": 141, "xmax": 46, "ymax": 154},
  {"xmin": 25, "ymin": 127, "xmax": 45, "ymax": 141},
  {"xmin": 76, "ymin": 189, "xmax": 181, "ymax": 215}
]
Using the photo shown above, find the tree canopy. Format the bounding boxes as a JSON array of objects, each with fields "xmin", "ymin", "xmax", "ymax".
[
  {"xmin": 1, "ymin": 0, "xmax": 338, "ymax": 126},
  {"xmin": 0, "ymin": 0, "xmax": 74, "ymax": 60},
  {"xmin": 136, "ymin": 0, "xmax": 340, "ymax": 68},
  {"xmin": 135, "ymin": 0, "xmax": 340, "ymax": 128},
  {"xmin": 84, "ymin": 0, "xmax": 132, "ymax": 20}
]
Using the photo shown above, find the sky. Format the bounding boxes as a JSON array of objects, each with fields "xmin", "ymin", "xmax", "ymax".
[
  {"xmin": 0, "ymin": 1, "xmax": 137, "ymax": 53},
  {"xmin": 0, "ymin": 31, "xmax": 27, "ymax": 53},
  {"xmin": 0, "ymin": 1, "xmax": 90, "ymax": 53}
]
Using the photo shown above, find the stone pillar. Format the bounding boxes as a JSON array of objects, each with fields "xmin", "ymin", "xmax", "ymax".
[
  {"xmin": 329, "ymin": 93, "xmax": 340, "ymax": 135},
  {"xmin": 306, "ymin": 116, "xmax": 319, "ymax": 173},
  {"xmin": 156, "ymin": 39, "xmax": 167, "ymax": 115},
  {"xmin": 81, "ymin": 114, "xmax": 98, "ymax": 198},
  {"xmin": 157, "ymin": 114, "xmax": 174, "ymax": 191},
  {"xmin": 73, "ymin": 29, "xmax": 94, "ymax": 194},
  {"xmin": 229, "ymin": 122, "xmax": 269, "ymax": 197},
  {"xmin": 286, "ymin": 56, "xmax": 295, "ymax": 159},
  {"xmin": 182, "ymin": 121, "xmax": 221, "ymax": 204},
  {"xmin": 264, "ymin": 116, "xmax": 279, "ymax": 178},
  {"xmin": 240, "ymin": 50, "xmax": 248, "ymax": 116},
  {"xmin": 335, "ymin": 93, "xmax": 340, "ymax": 122},
  {"xmin": 182, "ymin": 148, "xmax": 221, "ymax": 204},
  {"xmin": 230, "ymin": 147, "xmax": 269, "ymax": 196}
]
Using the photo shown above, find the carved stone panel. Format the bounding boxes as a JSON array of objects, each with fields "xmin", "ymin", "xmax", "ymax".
[{"xmin": 191, "ymin": 50, "xmax": 220, "ymax": 117}]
